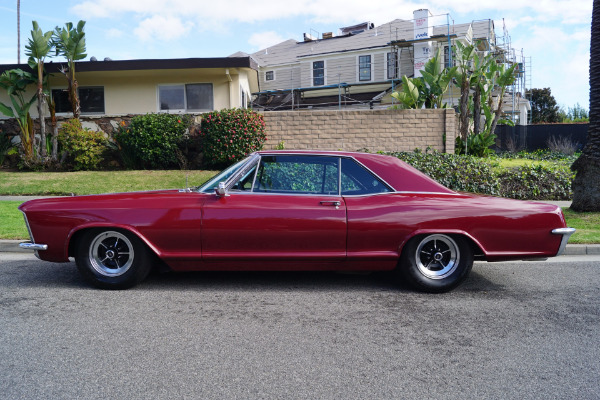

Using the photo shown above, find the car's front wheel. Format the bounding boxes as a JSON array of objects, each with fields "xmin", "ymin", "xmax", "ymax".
[
  {"xmin": 399, "ymin": 234, "xmax": 473, "ymax": 293},
  {"xmin": 75, "ymin": 229, "xmax": 151, "ymax": 289}
]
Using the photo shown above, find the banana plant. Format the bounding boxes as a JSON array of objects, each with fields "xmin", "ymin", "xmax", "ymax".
[
  {"xmin": 391, "ymin": 49, "xmax": 456, "ymax": 109},
  {"xmin": 0, "ymin": 69, "xmax": 37, "ymax": 161},
  {"xmin": 420, "ymin": 48, "xmax": 457, "ymax": 109},
  {"xmin": 26, "ymin": 21, "xmax": 54, "ymax": 159},
  {"xmin": 53, "ymin": 21, "xmax": 87, "ymax": 119},
  {"xmin": 390, "ymin": 75, "xmax": 425, "ymax": 109},
  {"xmin": 488, "ymin": 63, "xmax": 517, "ymax": 136}
]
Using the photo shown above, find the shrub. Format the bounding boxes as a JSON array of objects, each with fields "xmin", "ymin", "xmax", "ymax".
[
  {"xmin": 0, "ymin": 130, "xmax": 13, "ymax": 166},
  {"xmin": 58, "ymin": 119, "xmax": 107, "ymax": 171},
  {"xmin": 382, "ymin": 150, "xmax": 573, "ymax": 200},
  {"xmin": 200, "ymin": 108, "xmax": 266, "ymax": 167},
  {"xmin": 498, "ymin": 164, "xmax": 574, "ymax": 200},
  {"xmin": 455, "ymin": 132, "xmax": 497, "ymax": 157},
  {"xmin": 115, "ymin": 113, "xmax": 192, "ymax": 169},
  {"xmin": 385, "ymin": 150, "xmax": 501, "ymax": 196}
]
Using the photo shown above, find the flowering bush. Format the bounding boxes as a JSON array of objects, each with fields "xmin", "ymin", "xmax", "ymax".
[
  {"xmin": 200, "ymin": 108, "xmax": 266, "ymax": 167},
  {"xmin": 58, "ymin": 119, "xmax": 107, "ymax": 171},
  {"xmin": 115, "ymin": 113, "xmax": 192, "ymax": 169}
]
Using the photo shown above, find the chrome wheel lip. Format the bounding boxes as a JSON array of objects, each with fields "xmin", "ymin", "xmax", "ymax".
[
  {"xmin": 415, "ymin": 234, "xmax": 460, "ymax": 279},
  {"xmin": 88, "ymin": 231, "xmax": 134, "ymax": 277}
]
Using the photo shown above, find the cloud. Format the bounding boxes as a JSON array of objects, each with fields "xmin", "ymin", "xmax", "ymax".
[
  {"xmin": 248, "ymin": 31, "xmax": 288, "ymax": 51},
  {"xmin": 71, "ymin": 0, "xmax": 593, "ymax": 26},
  {"xmin": 105, "ymin": 28, "xmax": 123, "ymax": 39},
  {"xmin": 133, "ymin": 16, "xmax": 194, "ymax": 41}
]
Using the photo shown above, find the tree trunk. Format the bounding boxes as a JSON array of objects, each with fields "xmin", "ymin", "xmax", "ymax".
[
  {"xmin": 459, "ymin": 79, "xmax": 470, "ymax": 141},
  {"xmin": 473, "ymin": 86, "xmax": 481, "ymax": 135},
  {"xmin": 571, "ymin": 0, "xmax": 600, "ymax": 211},
  {"xmin": 49, "ymin": 101, "xmax": 58, "ymax": 161},
  {"xmin": 37, "ymin": 63, "xmax": 46, "ymax": 159},
  {"xmin": 489, "ymin": 89, "xmax": 506, "ymax": 137}
]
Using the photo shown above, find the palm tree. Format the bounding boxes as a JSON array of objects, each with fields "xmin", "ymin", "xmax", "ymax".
[
  {"xmin": 53, "ymin": 21, "xmax": 87, "ymax": 119},
  {"xmin": 571, "ymin": 0, "xmax": 600, "ymax": 211},
  {"xmin": 26, "ymin": 21, "xmax": 53, "ymax": 159}
]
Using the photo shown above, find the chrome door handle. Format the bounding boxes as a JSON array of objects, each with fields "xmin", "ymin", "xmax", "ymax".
[{"xmin": 320, "ymin": 201, "xmax": 341, "ymax": 209}]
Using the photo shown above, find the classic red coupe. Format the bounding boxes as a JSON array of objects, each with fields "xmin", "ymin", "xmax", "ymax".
[{"xmin": 19, "ymin": 151, "xmax": 574, "ymax": 292}]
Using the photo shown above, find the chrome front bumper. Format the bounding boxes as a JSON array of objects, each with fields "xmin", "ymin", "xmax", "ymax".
[
  {"xmin": 19, "ymin": 242, "xmax": 48, "ymax": 251},
  {"xmin": 552, "ymin": 228, "xmax": 576, "ymax": 256}
]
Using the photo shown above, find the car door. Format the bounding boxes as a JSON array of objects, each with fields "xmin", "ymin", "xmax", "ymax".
[{"xmin": 201, "ymin": 154, "xmax": 347, "ymax": 264}]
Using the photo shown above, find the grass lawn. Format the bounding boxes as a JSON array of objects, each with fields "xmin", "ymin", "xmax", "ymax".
[
  {"xmin": 492, "ymin": 158, "xmax": 572, "ymax": 170},
  {"xmin": 0, "ymin": 170, "xmax": 218, "ymax": 196},
  {"xmin": 1, "ymin": 199, "xmax": 598, "ymax": 244},
  {"xmin": 1, "ymin": 201, "xmax": 29, "ymax": 240},
  {"xmin": 562, "ymin": 208, "xmax": 600, "ymax": 244}
]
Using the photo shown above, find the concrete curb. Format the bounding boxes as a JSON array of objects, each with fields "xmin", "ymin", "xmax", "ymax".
[{"xmin": 1, "ymin": 239, "xmax": 598, "ymax": 255}]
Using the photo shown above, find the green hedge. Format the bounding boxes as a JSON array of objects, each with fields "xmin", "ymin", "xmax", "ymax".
[
  {"xmin": 115, "ymin": 113, "xmax": 192, "ymax": 169},
  {"xmin": 383, "ymin": 150, "xmax": 574, "ymax": 200}
]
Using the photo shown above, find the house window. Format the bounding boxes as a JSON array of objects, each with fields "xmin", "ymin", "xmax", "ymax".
[
  {"xmin": 387, "ymin": 52, "xmax": 398, "ymax": 79},
  {"xmin": 359, "ymin": 55, "xmax": 371, "ymax": 81},
  {"xmin": 265, "ymin": 71, "xmax": 274, "ymax": 81},
  {"xmin": 444, "ymin": 46, "xmax": 456, "ymax": 68},
  {"xmin": 158, "ymin": 83, "xmax": 213, "ymax": 112},
  {"xmin": 240, "ymin": 86, "xmax": 248, "ymax": 108},
  {"xmin": 51, "ymin": 87, "xmax": 105, "ymax": 114},
  {"xmin": 313, "ymin": 61, "xmax": 325, "ymax": 86}
]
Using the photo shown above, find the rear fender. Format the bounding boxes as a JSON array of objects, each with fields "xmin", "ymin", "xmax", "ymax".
[{"xmin": 399, "ymin": 229, "xmax": 485, "ymax": 258}]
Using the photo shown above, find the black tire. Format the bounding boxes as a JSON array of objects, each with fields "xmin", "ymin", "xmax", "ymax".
[
  {"xmin": 399, "ymin": 234, "xmax": 473, "ymax": 293},
  {"xmin": 75, "ymin": 229, "xmax": 152, "ymax": 289}
]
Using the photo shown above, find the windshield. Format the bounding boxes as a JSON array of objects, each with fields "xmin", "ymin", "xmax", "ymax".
[{"xmin": 197, "ymin": 157, "xmax": 251, "ymax": 193}]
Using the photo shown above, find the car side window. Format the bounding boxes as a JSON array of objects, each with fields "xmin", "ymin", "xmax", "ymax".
[
  {"xmin": 341, "ymin": 158, "xmax": 392, "ymax": 195},
  {"xmin": 230, "ymin": 164, "xmax": 257, "ymax": 191},
  {"xmin": 254, "ymin": 155, "xmax": 339, "ymax": 195}
]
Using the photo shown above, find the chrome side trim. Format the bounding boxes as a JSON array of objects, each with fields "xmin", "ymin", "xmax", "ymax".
[
  {"xmin": 551, "ymin": 228, "xmax": 576, "ymax": 256},
  {"xmin": 19, "ymin": 242, "xmax": 48, "ymax": 251}
]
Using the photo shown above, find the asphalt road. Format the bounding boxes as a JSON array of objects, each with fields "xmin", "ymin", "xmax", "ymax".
[{"xmin": 1, "ymin": 253, "xmax": 599, "ymax": 400}]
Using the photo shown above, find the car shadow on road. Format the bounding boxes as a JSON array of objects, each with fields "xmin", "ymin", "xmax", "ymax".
[
  {"xmin": 2, "ymin": 259, "xmax": 505, "ymax": 295},
  {"xmin": 142, "ymin": 270, "xmax": 409, "ymax": 293}
]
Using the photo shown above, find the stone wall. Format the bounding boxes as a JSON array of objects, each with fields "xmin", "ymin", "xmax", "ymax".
[{"xmin": 261, "ymin": 109, "xmax": 457, "ymax": 153}]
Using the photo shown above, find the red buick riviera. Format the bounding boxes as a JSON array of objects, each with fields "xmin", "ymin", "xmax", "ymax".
[{"xmin": 19, "ymin": 151, "xmax": 575, "ymax": 292}]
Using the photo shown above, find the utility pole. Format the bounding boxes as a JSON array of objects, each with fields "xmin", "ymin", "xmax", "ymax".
[{"xmin": 17, "ymin": 0, "xmax": 21, "ymax": 64}]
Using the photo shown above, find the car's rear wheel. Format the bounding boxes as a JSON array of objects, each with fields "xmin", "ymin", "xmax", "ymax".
[
  {"xmin": 399, "ymin": 234, "xmax": 473, "ymax": 293},
  {"xmin": 75, "ymin": 229, "xmax": 151, "ymax": 289}
]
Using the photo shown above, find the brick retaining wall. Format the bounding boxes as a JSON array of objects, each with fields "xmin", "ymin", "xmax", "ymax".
[{"xmin": 261, "ymin": 109, "xmax": 457, "ymax": 154}]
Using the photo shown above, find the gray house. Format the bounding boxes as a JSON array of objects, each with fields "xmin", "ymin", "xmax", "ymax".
[{"xmin": 249, "ymin": 9, "xmax": 530, "ymax": 124}]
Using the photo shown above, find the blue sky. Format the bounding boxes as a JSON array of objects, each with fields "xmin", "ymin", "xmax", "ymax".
[{"xmin": 0, "ymin": 0, "xmax": 592, "ymax": 109}]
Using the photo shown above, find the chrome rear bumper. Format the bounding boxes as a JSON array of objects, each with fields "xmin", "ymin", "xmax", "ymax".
[{"xmin": 551, "ymin": 228, "xmax": 576, "ymax": 256}]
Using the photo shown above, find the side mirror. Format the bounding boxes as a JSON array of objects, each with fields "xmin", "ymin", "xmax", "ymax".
[{"xmin": 215, "ymin": 182, "xmax": 229, "ymax": 197}]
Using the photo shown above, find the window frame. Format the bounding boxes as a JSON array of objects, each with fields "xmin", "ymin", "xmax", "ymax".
[
  {"xmin": 265, "ymin": 71, "xmax": 275, "ymax": 81},
  {"xmin": 358, "ymin": 54, "xmax": 372, "ymax": 82},
  {"xmin": 51, "ymin": 86, "xmax": 106, "ymax": 115},
  {"xmin": 157, "ymin": 82, "xmax": 214, "ymax": 113},
  {"xmin": 312, "ymin": 61, "xmax": 326, "ymax": 86},
  {"xmin": 386, "ymin": 52, "xmax": 398, "ymax": 80}
]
